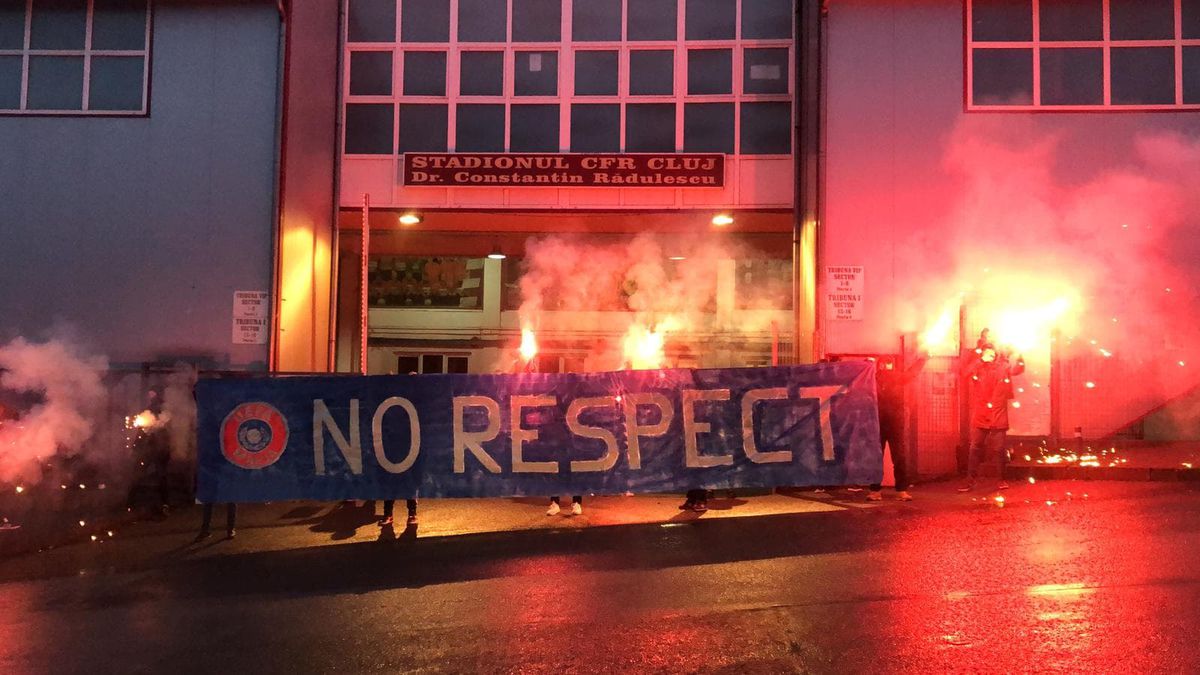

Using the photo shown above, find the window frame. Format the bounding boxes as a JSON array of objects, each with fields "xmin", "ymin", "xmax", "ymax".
[
  {"xmin": 342, "ymin": 0, "xmax": 794, "ymax": 157},
  {"xmin": 965, "ymin": 0, "xmax": 1200, "ymax": 111},
  {"xmin": 0, "ymin": 0, "xmax": 153, "ymax": 116}
]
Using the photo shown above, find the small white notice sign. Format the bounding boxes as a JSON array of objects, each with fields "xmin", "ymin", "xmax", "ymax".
[
  {"xmin": 232, "ymin": 290, "xmax": 270, "ymax": 345},
  {"xmin": 826, "ymin": 266, "xmax": 864, "ymax": 321}
]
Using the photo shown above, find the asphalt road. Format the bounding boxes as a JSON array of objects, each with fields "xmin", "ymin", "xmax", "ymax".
[{"xmin": 3, "ymin": 481, "xmax": 1200, "ymax": 674}]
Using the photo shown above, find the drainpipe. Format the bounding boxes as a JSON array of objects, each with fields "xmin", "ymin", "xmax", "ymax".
[
  {"xmin": 793, "ymin": 0, "xmax": 825, "ymax": 363},
  {"xmin": 328, "ymin": 0, "xmax": 347, "ymax": 371}
]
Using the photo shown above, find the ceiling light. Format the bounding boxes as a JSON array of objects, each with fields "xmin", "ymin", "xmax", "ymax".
[
  {"xmin": 711, "ymin": 213, "xmax": 734, "ymax": 226},
  {"xmin": 398, "ymin": 213, "xmax": 422, "ymax": 225}
]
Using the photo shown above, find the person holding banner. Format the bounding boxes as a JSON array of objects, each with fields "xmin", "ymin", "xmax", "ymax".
[
  {"xmin": 379, "ymin": 499, "xmax": 418, "ymax": 527},
  {"xmin": 867, "ymin": 350, "xmax": 928, "ymax": 502}
]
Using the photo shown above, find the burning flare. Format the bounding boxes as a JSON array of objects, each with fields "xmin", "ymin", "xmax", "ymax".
[
  {"xmin": 519, "ymin": 327, "xmax": 538, "ymax": 363},
  {"xmin": 622, "ymin": 317, "xmax": 681, "ymax": 370}
]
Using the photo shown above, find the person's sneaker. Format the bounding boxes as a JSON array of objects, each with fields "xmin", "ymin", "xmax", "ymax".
[
  {"xmin": 867, "ymin": 490, "xmax": 883, "ymax": 501},
  {"xmin": 678, "ymin": 500, "xmax": 695, "ymax": 510},
  {"xmin": 406, "ymin": 514, "xmax": 418, "ymax": 526},
  {"xmin": 378, "ymin": 516, "xmax": 394, "ymax": 527},
  {"xmin": 997, "ymin": 481, "xmax": 1010, "ymax": 490},
  {"xmin": 690, "ymin": 501, "xmax": 708, "ymax": 513},
  {"xmin": 957, "ymin": 482, "xmax": 975, "ymax": 493},
  {"xmin": 546, "ymin": 502, "xmax": 561, "ymax": 516},
  {"xmin": 570, "ymin": 502, "xmax": 583, "ymax": 516},
  {"xmin": 846, "ymin": 487, "xmax": 864, "ymax": 493},
  {"xmin": 897, "ymin": 491, "xmax": 914, "ymax": 501},
  {"xmin": 194, "ymin": 530, "xmax": 211, "ymax": 542},
  {"xmin": 225, "ymin": 529, "xmax": 236, "ymax": 539}
]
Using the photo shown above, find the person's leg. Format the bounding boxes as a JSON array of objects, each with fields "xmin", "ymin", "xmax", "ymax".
[
  {"xmin": 570, "ymin": 495, "xmax": 583, "ymax": 515},
  {"xmin": 198, "ymin": 502, "xmax": 214, "ymax": 538},
  {"xmin": 225, "ymin": 503, "xmax": 237, "ymax": 537},
  {"xmin": 379, "ymin": 499, "xmax": 395, "ymax": 525},
  {"xmin": 991, "ymin": 430, "xmax": 1009, "ymax": 488},
  {"xmin": 406, "ymin": 498, "xmax": 418, "ymax": 524},
  {"xmin": 547, "ymin": 495, "xmax": 561, "ymax": 515},
  {"xmin": 961, "ymin": 427, "xmax": 985, "ymax": 491}
]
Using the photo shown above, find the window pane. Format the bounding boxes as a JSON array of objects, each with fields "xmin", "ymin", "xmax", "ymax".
[
  {"xmin": 456, "ymin": 104, "xmax": 505, "ymax": 151},
  {"xmin": 971, "ymin": 48, "xmax": 1032, "ymax": 105},
  {"xmin": 744, "ymin": 48, "xmax": 788, "ymax": 94},
  {"xmin": 571, "ymin": 104, "xmax": 620, "ymax": 152},
  {"xmin": 1040, "ymin": 48, "xmax": 1101, "ymax": 105},
  {"xmin": 684, "ymin": 103, "xmax": 733, "ymax": 153},
  {"xmin": 1039, "ymin": 0, "xmax": 1101, "ymax": 41},
  {"xmin": 688, "ymin": 49, "xmax": 732, "ymax": 95},
  {"xmin": 397, "ymin": 356, "xmax": 420, "ymax": 374},
  {"xmin": 402, "ymin": 0, "xmax": 450, "ymax": 42},
  {"xmin": 345, "ymin": 103, "xmax": 394, "ymax": 154},
  {"xmin": 628, "ymin": 0, "xmax": 677, "ymax": 41},
  {"xmin": 350, "ymin": 51, "xmax": 393, "ymax": 95},
  {"xmin": 1110, "ymin": 0, "xmax": 1174, "ymax": 41},
  {"xmin": 1111, "ymin": 47, "xmax": 1175, "ymax": 105},
  {"xmin": 0, "ymin": 56, "xmax": 21, "ymax": 110},
  {"xmin": 30, "ymin": 0, "xmax": 87, "ymax": 50},
  {"xmin": 740, "ymin": 101, "xmax": 790, "ymax": 154},
  {"xmin": 686, "ymin": 0, "xmax": 735, "ymax": 40},
  {"xmin": 92, "ymin": 0, "xmax": 148, "ymax": 50},
  {"xmin": 399, "ymin": 104, "xmax": 448, "ymax": 152},
  {"xmin": 742, "ymin": 0, "xmax": 791, "ymax": 40},
  {"xmin": 447, "ymin": 356, "xmax": 469, "ymax": 374},
  {"xmin": 403, "ymin": 51, "xmax": 446, "ymax": 95},
  {"xmin": 629, "ymin": 50, "xmax": 673, "ymax": 95},
  {"xmin": 626, "ymin": 103, "xmax": 675, "ymax": 152},
  {"xmin": 0, "ymin": 5, "xmax": 24, "ymax": 50},
  {"xmin": 89, "ymin": 56, "xmax": 144, "ymax": 110},
  {"xmin": 512, "ymin": 0, "xmax": 561, "ymax": 42},
  {"xmin": 422, "ymin": 354, "xmax": 444, "ymax": 373},
  {"xmin": 1186, "ymin": 0, "xmax": 1200, "ymax": 40},
  {"xmin": 575, "ymin": 51, "xmax": 618, "ymax": 96},
  {"xmin": 573, "ymin": 0, "xmax": 621, "ymax": 41},
  {"xmin": 1185, "ymin": 48, "xmax": 1200, "ymax": 103},
  {"xmin": 458, "ymin": 0, "xmax": 506, "ymax": 42},
  {"xmin": 514, "ymin": 51, "xmax": 557, "ymax": 95},
  {"xmin": 971, "ymin": 0, "xmax": 1032, "ymax": 42},
  {"xmin": 460, "ymin": 51, "xmax": 503, "ymax": 95},
  {"xmin": 27, "ymin": 56, "xmax": 83, "ymax": 110},
  {"xmin": 348, "ymin": 0, "xmax": 396, "ymax": 42},
  {"xmin": 510, "ymin": 104, "xmax": 559, "ymax": 151}
]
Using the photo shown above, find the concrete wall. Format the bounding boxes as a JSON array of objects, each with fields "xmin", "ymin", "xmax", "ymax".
[
  {"xmin": 823, "ymin": 0, "xmax": 1200, "ymax": 355},
  {"xmin": 0, "ymin": 1, "xmax": 281, "ymax": 369},
  {"xmin": 275, "ymin": 1, "xmax": 340, "ymax": 373}
]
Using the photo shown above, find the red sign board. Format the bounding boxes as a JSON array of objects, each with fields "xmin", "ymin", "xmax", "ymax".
[{"xmin": 402, "ymin": 153, "xmax": 724, "ymax": 188}]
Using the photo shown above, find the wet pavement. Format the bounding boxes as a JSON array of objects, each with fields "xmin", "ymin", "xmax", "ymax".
[{"xmin": 3, "ymin": 481, "xmax": 1200, "ymax": 673}]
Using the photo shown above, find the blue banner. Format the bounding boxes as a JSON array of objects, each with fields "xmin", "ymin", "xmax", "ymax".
[{"xmin": 195, "ymin": 362, "xmax": 881, "ymax": 503}]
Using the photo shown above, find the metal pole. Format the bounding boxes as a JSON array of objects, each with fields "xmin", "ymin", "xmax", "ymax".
[{"xmin": 360, "ymin": 192, "xmax": 369, "ymax": 375}]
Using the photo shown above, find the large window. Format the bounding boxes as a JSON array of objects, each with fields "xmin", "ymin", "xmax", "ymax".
[
  {"xmin": 967, "ymin": 0, "xmax": 1200, "ymax": 110},
  {"xmin": 344, "ymin": 0, "xmax": 793, "ymax": 156},
  {"xmin": 368, "ymin": 255, "xmax": 486, "ymax": 308},
  {"xmin": 0, "ymin": 0, "xmax": 151, "ymax": 114}
]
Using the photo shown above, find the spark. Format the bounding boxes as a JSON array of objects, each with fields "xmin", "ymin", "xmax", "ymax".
[
  {"xmin": 1085, "ymin": 381, "xmax": 1096, "ymax": 389},
  {"xmin": 1180, "ymin": 361, "xmax": 1187, "ymax": 367},
  {"xmin": 90, "ymin": 535, "xmax": 98, "ymax": 542},
  {"xmin": 1011, "ymin": 401, "xmax": 1021, "ymax": 408},
  {"xmin": 1099, "ymin": 349, "xmax": 1112, "ymax": 357},
  {"xmin": 1184, "ymin": 463, "xmax": 1194, "ymax": 469},
  {"xmin": 1027, "ymin": 476, "xmax": 1036, "ymax": 484},
  {"xmin": 78, "ymin": 520, "xmax": 86, "ymax": 527},
  {"xmin": 14, "ymin": 486, "xmax": 23, "ymax": 494}
]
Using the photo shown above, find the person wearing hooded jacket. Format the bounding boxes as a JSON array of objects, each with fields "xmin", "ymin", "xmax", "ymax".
[{"xmin": 959, "ymin": 330, "xmax": 1025, "ymax": 493}]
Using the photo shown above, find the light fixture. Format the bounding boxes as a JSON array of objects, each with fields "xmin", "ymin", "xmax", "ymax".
[
  {"xmin": 668, "ymin": 256, "xmax": 686, "ymax": 261},
  {"xmin": 487, "ymin": 245, "xmax": 506, "ymax": 260},
  {"xmin": 398, "ymin": 212, "xmax": 422, "ymax": 225},
  {"xmin": 711, "ymin": 213, "xmax": 734, "ymax": 226}
]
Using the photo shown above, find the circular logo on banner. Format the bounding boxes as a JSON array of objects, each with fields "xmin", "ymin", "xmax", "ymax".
[{"xmin": 221, "ymin": 402, "xmax": 289, "ymax": 469}]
